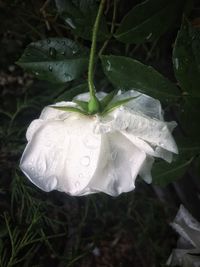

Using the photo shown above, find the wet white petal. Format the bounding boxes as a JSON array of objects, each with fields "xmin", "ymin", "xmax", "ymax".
[
  {"xmin": 20, "ymin": 89, "xmax": 178, "ymax": 196},
  {"xmin": 139, "ymin": 156, "xmax": 154, "ymax": 184},
  {"xmin": 20, "ymin": 115, "xmax": 101, "ymax": 195},
  {"xmin": 88, "ymin": 132, "xmax": 146, "ymax": 196},
  {"xmin": 26, "ymin": 119, "xmax": 43, "ymax": 142},
  {"xmin": 113, "ymin": 89, "xmax": 163, "ymax": 120}
]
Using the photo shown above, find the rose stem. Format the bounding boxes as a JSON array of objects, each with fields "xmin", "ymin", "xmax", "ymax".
[{"xmin": 88, "ymin": 0, "xmax": 106, "ymax": 114}]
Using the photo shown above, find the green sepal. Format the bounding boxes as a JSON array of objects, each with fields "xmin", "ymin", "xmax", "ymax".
[
  {"xmin": 100, "ymin": 89, "xmax": 118, "ymax": 110},
  {"xmin": 101, "ymin": 96, "xmax": 140, "ymax": 115},
  {"xmin": 52, "ymin": 106, "xmax": 87, "ymax": 116},
  {"xmin": 73, "ymin": 100, "xmax": 88, "ymax": 112},
  {"xmin": 88, "ymin": 96, "xmax": 101, "ymax": 114}
]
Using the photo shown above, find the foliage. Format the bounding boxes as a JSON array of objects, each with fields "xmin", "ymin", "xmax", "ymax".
[{"xmin": 1, "ymin": 0, "xmax": 200, "ymax": 266}]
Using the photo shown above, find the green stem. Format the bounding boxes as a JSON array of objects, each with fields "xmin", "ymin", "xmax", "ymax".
[{"xmin": 88, "ymin": 0, "xmax": 105, "ymax": 113}]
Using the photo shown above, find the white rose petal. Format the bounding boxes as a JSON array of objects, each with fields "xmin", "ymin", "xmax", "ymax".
[{"xmin": 20, "ymin": 90, "xmax": 178, "ymax": 196}]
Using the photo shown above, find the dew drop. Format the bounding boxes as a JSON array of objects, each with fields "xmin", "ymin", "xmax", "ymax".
[
  {"xmin": 146, "ymin": 32, "xmax": 152, "ymax": 40},
  {"xmin": 61, "ymin": 51, "xmax": 65, "ymax": 55},
  {"xmin": 64, "ymin": 73, "xmax": 72, "ymax": 81},
  {"xmin": 75, "ymin": 181, "xmax": 80, "ymax": 188},
  {"xmin": 81, "ymin": 156, "xmax": 90, "ymax": 166},
  {"xmin": 72, "ymin": 49, "xmax": 77, "ymax": 55},
  {"xmin": 174, "ymin": 58, "xmax": 179, "ymax": 70},
  {"xmin": 161, "ymin": 125, "xmax": 167, "ymax": 131},
  {"xmin": 49, "ymin": 47, "xmax": 57, "ymax": 58},
  {"xmin": 30, "ymin": 166, "xmax": 34, "ymax": 171},
  {"xmin": 48, "ymin": 65, "xmax": 53, "ymax": 72},
  {"xmin": 106, "ymin": 60, "xmax": 111, "ymax": 71},
  {"xmin": 35, "ymin": 72, "xmax": 39, "ymax": 76},
  {"xmin": 47, "ymin": 39, "xmax": 51, "ymax": 44},
  {"xmin": 111, "ymin": 151, "xmax": 118, "ymax": 160},
  {"xmin": 65, "ymin": 18, "xmax": 76, "ymax": 29},
  {"xmin": 79, "ymin": 173, "xmax": 83, "ymax": 178},
  {"xmin": 83, "ymin": 135, "xmax": 99, "ymax": 149}
]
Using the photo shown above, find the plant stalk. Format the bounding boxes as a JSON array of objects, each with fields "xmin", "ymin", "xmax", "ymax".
[{"xmin": 88, "ymin": 0, "xmax": 106, "ymax": 113}]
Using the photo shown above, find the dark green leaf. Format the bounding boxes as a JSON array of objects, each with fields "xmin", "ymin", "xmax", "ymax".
[
  {"xmin": 55, "ymin": 0, "xmax": 109, "ymax": 41},
  {"xmin": 152, "ymin": 132, "xmax": 200, "ymax": 186},
  {"xmin": 152, "ymin": 156, "xmax": 193, "ymax": 186},
  {"xmin": 17, "ymin": 38, "xmax": 89, "ymax": 84},
  {"xmin": 174, "ymin": 96, "xmax": 200, "ymax": 139},
  {"xmin": 101, "ymin": 55, "xmax": 180, "ymax": 102},
  {"xmin": 115, "ymin": 0, "xmax": 183, "ymax": 44},
  {"xmin": 173, "ymin": 17, "xmax": 200, "ymax": 96}
]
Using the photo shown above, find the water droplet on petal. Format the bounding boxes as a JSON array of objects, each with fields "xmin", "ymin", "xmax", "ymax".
[
  {"xmin": 161, "ymin": 125, "xmax": 167, "ymax": 131},
  {"xmin": 81, "ymin": 156, "xmax": 90, "ymax": 166},
  {"xmin": 111, "ymin": 151, "xmax": 118, "ymax": 160},
  {"xmin": 79, "ymin": 173, "xmax": 83, "ymax": 178},
  {"xmin": 30, "ymin": 166, "xmax": 34, "ymax": 171},
  {"xmin": 83, "ymin": 134, "xmax": 99, "ymax": 149},
  {"xmin": 75, "ymin": 181, "xmax": 80, "ymax": 188}
]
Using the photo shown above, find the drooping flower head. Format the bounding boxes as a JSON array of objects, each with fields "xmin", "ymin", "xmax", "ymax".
[{"xmin": 20, "ymin": 90, "xmax": 178, "ymax": 196}]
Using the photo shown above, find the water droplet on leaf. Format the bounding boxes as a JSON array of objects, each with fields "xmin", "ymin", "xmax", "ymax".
[
  {"xmin": 48, "ymin": 65, "xmax": 53, "ymax": 72},
  {"xmin": 64, "ymin": 73, "xmax": 72, "ymax": 81},
  {"xmin": 174, "ymin": 58, "xmax": 179, "ymax": 70},
  {"xmin": 49, "ymin": 47, "xmax": 57, "ymax": 58},
  {"xmin": 106, "ymin": 60, "xmax": 112, "ymax": 71},
  {"xmin": 146, "ymin": 33, "xmax": 152, "ymax": 40},
  {"xmin": 65, "ymin": 18, "xmax": 76, "ymax": 29}
]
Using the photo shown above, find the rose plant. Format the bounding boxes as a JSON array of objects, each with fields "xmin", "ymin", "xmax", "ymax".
[{"xmin": 17, "ymin": 0, "xmax": 200, "ymax": 196}]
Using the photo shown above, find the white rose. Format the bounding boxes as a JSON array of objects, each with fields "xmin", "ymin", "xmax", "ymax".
[{"xmin": 20, "ymin": 90, "xmax": 178, "ymax": 196}]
